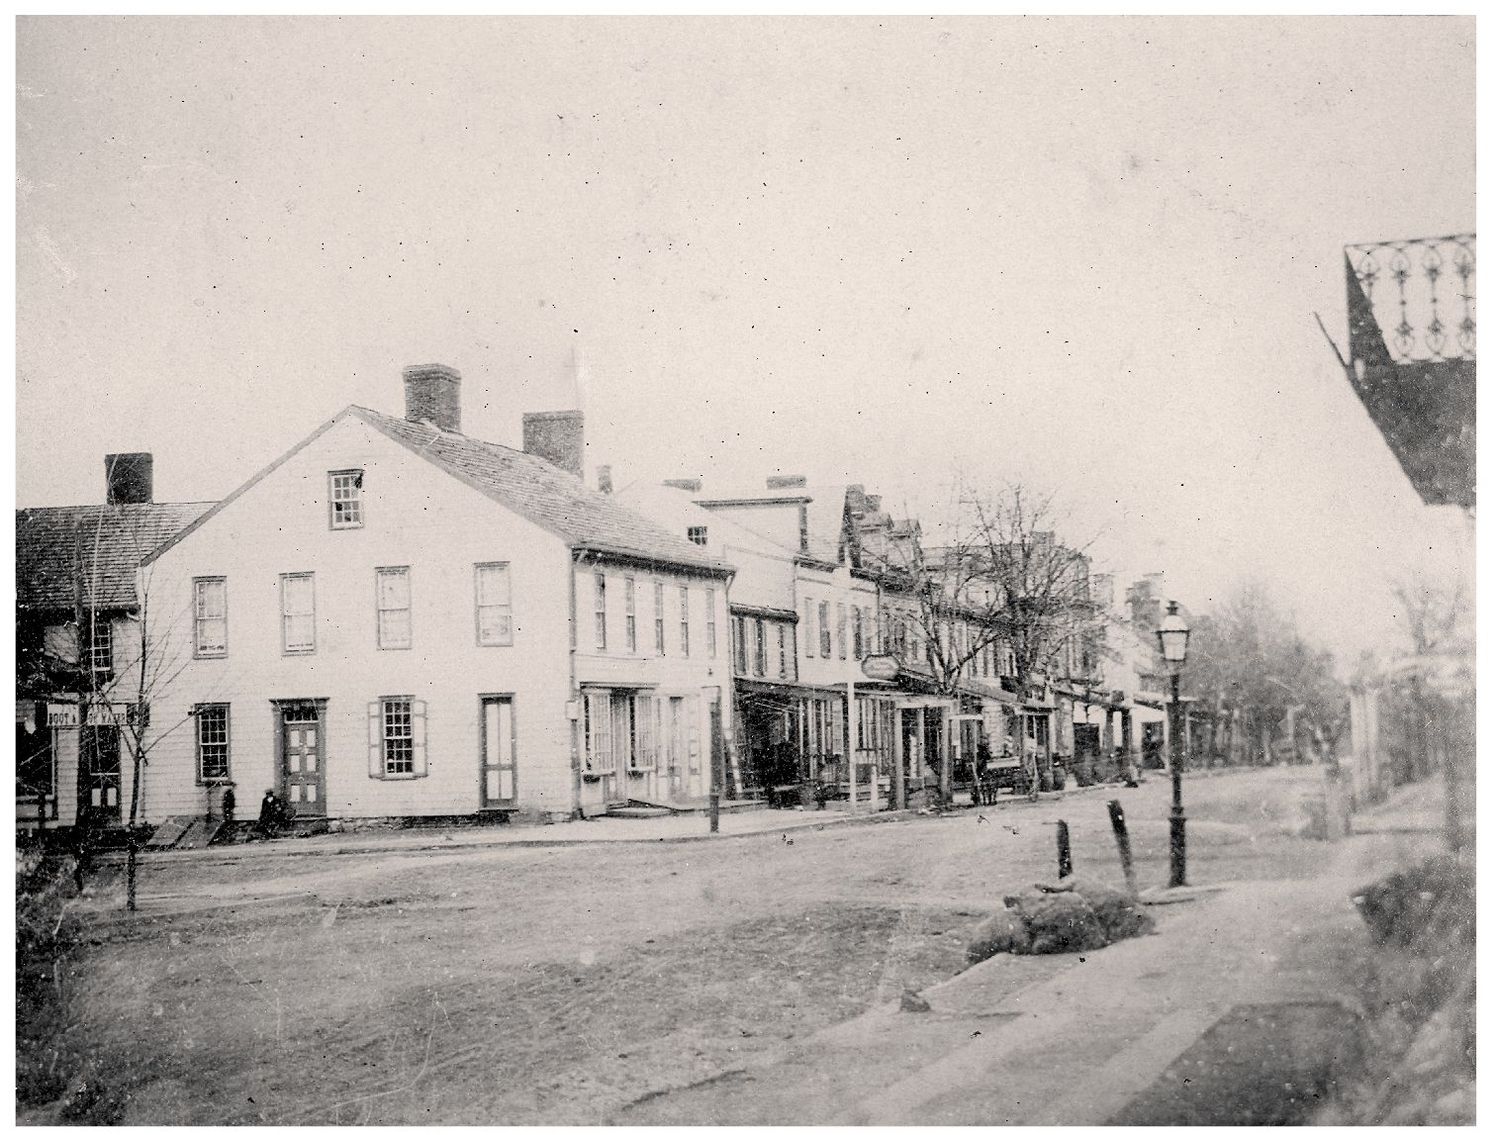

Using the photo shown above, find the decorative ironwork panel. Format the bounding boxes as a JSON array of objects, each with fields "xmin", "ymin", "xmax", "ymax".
[{"xmin": 1346, "ymin": 234, "xmax": 1475, "ymax": 363}]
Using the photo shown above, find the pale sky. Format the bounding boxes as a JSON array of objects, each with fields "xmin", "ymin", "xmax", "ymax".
[{"xmin": 15, "ymin": 16, "xmax": 1476, "ymax": 664}]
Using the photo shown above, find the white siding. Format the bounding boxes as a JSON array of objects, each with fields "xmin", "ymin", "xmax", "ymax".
[{"xmin": 136, "ymin": 415, "xmax": 576, "ymax": 822}]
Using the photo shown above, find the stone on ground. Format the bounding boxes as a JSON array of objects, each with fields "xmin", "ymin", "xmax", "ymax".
[{"xmin": 965, "ymin": 909, "xmax": 1029, "ymax": 963}]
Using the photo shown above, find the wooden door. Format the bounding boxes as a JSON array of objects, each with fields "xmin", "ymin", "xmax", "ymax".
[
  {"xmin": 77, "ymin": 725, "xmax": 122, "ymax": 827},
  {"xmin": 280, "ymin": 705, "xmax": 326, "ymax": 818},
  {"xmin": 480, "ymin": 696, "xmax": 517, "ymax": 808}
]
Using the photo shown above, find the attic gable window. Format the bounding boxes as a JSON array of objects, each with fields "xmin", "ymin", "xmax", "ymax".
[
  {"xmin": 687, "ymin": 525, "xmax": 708, "ymax": 546},
  {"xmin": 329, "ymin": 470, "xmax": 365, "ymax": 530}
]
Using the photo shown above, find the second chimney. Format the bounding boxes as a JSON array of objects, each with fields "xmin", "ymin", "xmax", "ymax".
[
  {"xmin": 105, "ymin": 453, "xmax": 153, "ymax": 505},
  {"xmin": 403, "ymin": 364, "xmax": 462, "ymax": 433},
  {"xmin": 522, "ymin": 410, "xmax": 584, "ymax": 477},
  {"xmin": 597, "ymin": 465, "xmax": 613, "ymax": 494},
  {"xmin": 767, "ymin": 474, "xmax": 807, "ymax": 490}
]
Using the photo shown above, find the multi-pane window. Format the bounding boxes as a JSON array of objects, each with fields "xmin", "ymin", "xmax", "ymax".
[
  {"xmin": 654, "ymin": 582, "xmax": 666, "ymax": 655},
  {"xmin": 475, "ymin": 563, "xmax": 513, "ymax": 646},
  {"xmin": 687, "ymin": 525, "xmax": 708, "ymax": 546},
  {"xmin": 836, "ymin": 603, "xmax": 847, "ymax": 659},
  {"xmin": 679, "ymin": 586, "xmax": 691, "ymax": 656},
  {"xmin": 624, "ymin": 575, "xmax": 637, "ymax": 652},
  {"xmin": 84, "ymin": 618, "xmax": 113, "ymax": 678},
  {"xmin": 805, "ymin": 599, "xmax": 816, "ymax": 657},
  {"xmin": 732, "ymin": 615, "xmax": 748, "ymax": 674},
  {"xmin": 281, "ymin": 573, "xmax": 316, "ymax": 654},
  {"xmin": 753, "ymin": 619, "xmax": 767, "ymax": 677},
  {"xmin": 376, "ymin": 567, "xmax": 412, "ymax": 649},
  {"xmin": 818, "ymin": 601, "xmax": 831, "ymax": 657},
  {"xmin": 380, "ymin": 697, "xmax": 416, "ymax": 775},
  {"xmin": 193, "ymin": 577, "xmax": 227, "ymax": 658},
  {"xmin": 706, "ymin": 588, "xmax": 718, "ymax": 658},
  {"xmin": 864, "ymin": 607, "xmax": 874, "ymax": 654},
  {"xmin": 593, "ymin": 572, "xmax": 608, "ymax": 651},
  {"xmin": 329, "ymin": 469, "xmax": 364, "ymax": 529},
  {"xmin": 777, "ymin": 624, "xmax": 789, "ymax": 679},
  {"xmin": 195, "ymin": 703, "xmax": 231, "ymax": 782},
  {"xmin": 852, "ymin": 607, "xmax": 864, "ymax": 659},
  {"xmin": 582, "ymin": 691, "xmax": 615, "ymax": 775}
]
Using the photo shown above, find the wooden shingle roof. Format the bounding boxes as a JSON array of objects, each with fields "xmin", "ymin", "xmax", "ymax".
[
  {"xmin": 16, "ymin": 502, "xmax": 214, "ymax": 612},
  {"xmin": 356, "ymin": 408, "xmax": 731, "ymax": 575}
]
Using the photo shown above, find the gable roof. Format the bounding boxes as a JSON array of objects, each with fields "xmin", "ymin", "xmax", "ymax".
[
  {"xmin": 144, "ymin": 405, "xmax": 731, "ymax": 577},
  {"xmin": 17, "ymin": 502, "xmax": 215, "ymax": 612}
]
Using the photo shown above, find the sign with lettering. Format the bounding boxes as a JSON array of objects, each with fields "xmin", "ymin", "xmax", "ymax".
[
  {"xmin": 860, "ymin": 654, "xmax": 900, "ymax": 681},
  {"xmin": 46, "ymin": 703, "xmax": 80, "ymax": 727}
]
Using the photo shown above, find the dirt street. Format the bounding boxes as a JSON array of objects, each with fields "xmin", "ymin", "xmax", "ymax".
[{"xmin": 25, "ymin": 767, "xmax": 1333, "ymax": 1124}]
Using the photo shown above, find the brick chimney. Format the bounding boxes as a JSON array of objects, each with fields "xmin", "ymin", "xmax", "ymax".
[
  {"xmin": 104, "ymin": 453, "xmax": 153, "ymax": 505},
  {"xmin": 597, "ymin": 465, "xmax": 613, "ymax": 494},
  {"xmin": 522, "ymin": 410, "xmax": 584, "ymax": 477},
  {"xmin": 403, "ymin": 364, "xmax": 462, "ymax": 433},
  {"xmin": 767, "ymin": 474, "xmax": 807, "ymax": 490}
]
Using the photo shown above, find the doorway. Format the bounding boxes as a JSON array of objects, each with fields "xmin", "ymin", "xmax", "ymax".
[
  {"xmin": 77, "ymin": 725, "xmax": 122, "ymax": 827},
  {"xmin": 480, "ymin": 696, "xmax": 517, "ymax": 809},
  {"xmin": 277, "ymin": 702, "xmax": 326, "ymax": 818}
]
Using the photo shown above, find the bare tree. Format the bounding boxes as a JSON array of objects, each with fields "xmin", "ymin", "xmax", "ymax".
[
  {"xmin": 875, "ymin": 484, "xmax": 1106, "ymax": 801},
  {"xmin": 71, "ymin": 511, "xmax": 199, "ymax": 910}
]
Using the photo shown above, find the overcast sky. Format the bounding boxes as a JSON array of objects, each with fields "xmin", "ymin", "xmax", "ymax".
[{"xmin": 16, "ymin": 16, "xmax": 1475, "ymax": 664}]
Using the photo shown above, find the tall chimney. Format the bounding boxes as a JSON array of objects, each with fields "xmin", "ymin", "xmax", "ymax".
[
  {"xmin": 597, "ymin": 465, "xmax": 613, "ymax": 494},
  {"xmin": 403, "ymin": 364, "xmax": 462, "ymax": 433},
  {"xmin": 522, "ymin": 410, "xmax": 584, "ymax": 477},
  {"xmin": 105, "ymin": 453, "xmax": 153, "ymax": 505}
]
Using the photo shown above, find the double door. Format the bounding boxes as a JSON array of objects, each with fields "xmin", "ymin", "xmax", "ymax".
[{"xmin": 77, "ymin": 725, "xmax": 122, "ymax": 827}]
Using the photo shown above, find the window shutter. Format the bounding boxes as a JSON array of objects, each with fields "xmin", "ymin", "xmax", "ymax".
[
  {"xmin": 368, "ymin": 701, "xmax": 384, "ymax": 779},
  {"xmin": 411, "ymin": 699, "xmax": 428, "ymax": 776}
]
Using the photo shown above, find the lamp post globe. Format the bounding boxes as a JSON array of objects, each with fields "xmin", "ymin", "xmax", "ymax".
[{"xmin": 1157, "ymin": 601, "xmax": 1191, "ymax": 887}]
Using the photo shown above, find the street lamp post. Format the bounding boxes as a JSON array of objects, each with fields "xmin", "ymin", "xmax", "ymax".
[{"xmin": 1156, "ymin": 601, "xmax": 1191, "ymax": 888}]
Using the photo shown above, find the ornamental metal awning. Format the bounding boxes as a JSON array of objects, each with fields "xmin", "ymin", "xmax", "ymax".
[{"xmin": 1338, "ymin": 234, "xmax": 1476, "ymax": 509}]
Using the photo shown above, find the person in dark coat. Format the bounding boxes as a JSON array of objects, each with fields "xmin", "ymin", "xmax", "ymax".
[{"xmin": 257, "ymin": 789, "xmax": 285, "ymax": 835}]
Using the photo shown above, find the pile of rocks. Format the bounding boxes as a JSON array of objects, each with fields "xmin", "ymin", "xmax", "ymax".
[{"xmin": 966, "ymin": 876, "xmax": 1155, "ymax": 963}]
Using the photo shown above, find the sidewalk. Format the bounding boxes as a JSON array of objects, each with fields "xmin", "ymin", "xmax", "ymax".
[
  {"xmin": 619, "ymin": 778, "xmax": 1445, "ymax": 1125},
  {"xmin": 122, "ymin": 803, "xmax": 889, "ymax": 865}
]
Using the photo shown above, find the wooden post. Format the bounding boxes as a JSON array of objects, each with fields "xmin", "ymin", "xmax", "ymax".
[
  {"xmin": 846, "ymin": 681, "xmax": 857, "ymax": 813},
  {"xmin": 871, "ymin": 702, "xmax": 881, "ymax": 812},
  {"xmin": 1107, "ymin": 798, "xmax": 1138, "ymax": 899},
  {"xmin": 939, "ymin": 707, "xmax": 952, "ymax": 807},
  {"xmin": 917, "ymin": 706, "xmax": 927, "ymax": 799},
  {"xmin": 1056, "ymin": 820, "xmax": 1073, "ymax": 879},
  {"xmin": 894, "ymin": 707, "xmax": 907, "ymax": 811}
]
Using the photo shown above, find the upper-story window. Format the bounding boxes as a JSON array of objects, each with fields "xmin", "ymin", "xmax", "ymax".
[
  {"xmin": 84, "ymin": 618, "xmax": 113, "ymax": 680},
  {"xmin": 376, "ymin": 567, "xmax": 412, "ymax": 649},
  {"xmin": 475, "ymin": 563, "xmax": 513, "ymax": 646},
  {"xmin": 818, "ymin": 601, "xmax": 831, "ymax": 658},
  {"xmin": 805, "ymin": 599, "xmax": 816, "ymax": 657},
  {"xmin": 706, "ymin": 588, "xmax": 718, "ymax": 658},
  {"xmin": 281, "ymin": 572, "xmax": 316, "ymax": 655},
  {"xmin": 687, "ymin": 525, "xmax": 708, "ymax": 546},
  {"xmin": 752, "ymin": 619, "xmax": 767, "ymax": 677},
  {"xmin": 852, "ymin": 607, "xmax": 864, "ymax": 659},
  {"xmin": 679, "ymin": 586, "xmax": 691, "ymax": 656},
  {"xmin": 329, "ymin": 470, "xmax": 364, "ymax": 529},
  {"xmin": 733, "ymin": 615, "xmax": 748, "ymax": 674},
  {"xmin": 193, "ymin": 577, "xmax": 228, "ymax": 658},
  {"xmin": 624, "ymin": 575, "xmax": 638, "ymax": 653},
  {"xmin": 593, "ymin": 572, "xmax": 608, "ymax": 651},
  {"xmin": 836, "ymin": 603, "xmax": 847, "ymax": 659},
  {"xmin": 777, "ymin": 624, "xmax": 789, "ymax": 679},
  {"xmin": 653, "ymin": 581, "xmax": 666, "ymax": 655}
]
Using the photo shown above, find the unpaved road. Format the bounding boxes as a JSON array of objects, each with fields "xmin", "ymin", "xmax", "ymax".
[{"xmin": 22, "ymin": 767, "xmax": 1332, "ymax": 1124}]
